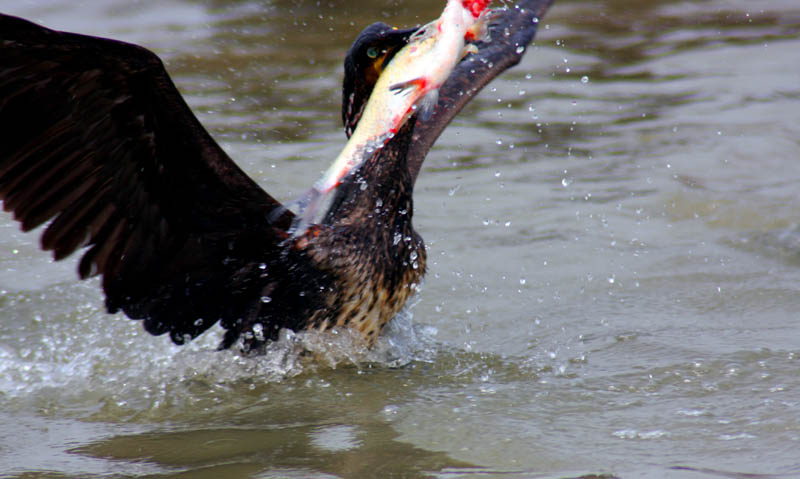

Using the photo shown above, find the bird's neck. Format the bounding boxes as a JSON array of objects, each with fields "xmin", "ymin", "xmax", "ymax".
[{"xmin": 322, "ymin": 121, "xmax": 416, "ymax": 232}]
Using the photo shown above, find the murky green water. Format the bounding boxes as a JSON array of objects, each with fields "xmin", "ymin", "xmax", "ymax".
[{"xmin": 2, "ymin": 0, "xmax": 800, "ymax": 477}]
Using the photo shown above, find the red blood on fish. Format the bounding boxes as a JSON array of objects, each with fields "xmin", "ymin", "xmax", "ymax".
[{"xmin": 461, "ymin": 0, "xmax": 490, "ymax": 17}]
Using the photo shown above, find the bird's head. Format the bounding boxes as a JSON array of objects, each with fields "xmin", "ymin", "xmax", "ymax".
[{"xmin": 341, "ymin": 22, "xmax": 417, "ymax": 138}]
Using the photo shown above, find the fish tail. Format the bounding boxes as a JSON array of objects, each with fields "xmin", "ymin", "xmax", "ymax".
[
  {"xmin": 416, "ymin": 88, "xmax": 439, "ymax": 122},
  {"xmin": 286, "ymin": 186, "xmax": 324, "ymax": 237}
]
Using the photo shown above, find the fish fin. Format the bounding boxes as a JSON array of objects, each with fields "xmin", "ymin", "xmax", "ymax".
[
  {"xmin": 416, "ymin": 88, "xmax": 439, "ymax": 122},
  {"xmin": 389, "ymin": 77, "xmax": 426, "ymax": 96},
  {"xmin": 267, "ymin": 204, "xmax": 290, "ymax": 224},
  {"xmin": 464, "ymin": 8, "xmax": 497, "ymax": 43},
  {"xmin": 408, "ymin": 20, "xmax": 436, "ymax": 43},
  {"xmin": 461, "ymin": 43, "xmax": 479, "ymax": 59}
]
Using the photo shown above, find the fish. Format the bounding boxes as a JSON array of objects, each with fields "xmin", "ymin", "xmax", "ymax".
[{"xmin": 288, "ymin": 0, "xmax": 493, "ymax": 234}]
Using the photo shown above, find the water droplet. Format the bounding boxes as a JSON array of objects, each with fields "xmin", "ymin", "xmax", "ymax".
[
  {"xmin": 393, "ymin": 233, "xmax": 402, "ymax": 245},
  {"xmin": 261, "ymin": 296, "xmax": 272, "ymax": 303},
  {"xmin": 519, "ymin": 278, "xmax": 527, "ymax": 285},
  {"xmin": 607, "ymin": 276, "xmax": 615, "ymax": 284},
  {"xmin": 194, "ymin": 318, "xmax": 204, "ymax": 326},
  {"xmin": 581, "ymin": 75, "xmax": 589, "ymax": 84},
  {"xmin": 382, "ymin": 405, "xmax": 399, "ymax": 415},
  {"xmin": 253, "ymin": 323, "xmax": 265, "ymax": 341},
  {"xmin": 515, "ymin": 45, "xmax": 525, "ymax": 54},
  {"xmin": 258, "ymin": 263, "xmax": 267, "ymax": 270},
  {"xmin": 561, "ymin": 178, "xmax": 571, "ymax": 187},
  {"xmin": 410, "ymin": 251, "xmax": 418, "ymax": 261},
  {"xmin": 359, "ymin": 182, "xmax": 368, "ymax": 191}
]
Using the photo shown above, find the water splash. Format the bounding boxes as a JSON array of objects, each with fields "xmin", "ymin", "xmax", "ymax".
[{"xmin": 0, "ymin": 287, "xmax": 437, "ymax": 419}]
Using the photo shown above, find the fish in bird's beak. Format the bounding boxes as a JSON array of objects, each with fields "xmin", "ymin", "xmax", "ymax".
[
  {"xmin": 291, "ymin": 0, "xmax": 493, "ymax": 235},
  {"xmin": 342, "ymin": 23, "xmax": 419, "ymax": 139}
]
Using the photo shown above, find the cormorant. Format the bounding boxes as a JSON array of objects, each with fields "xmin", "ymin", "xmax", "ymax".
[{"xmin": 0, "ymin": 0, "xmax": 554, "ymax": 353}]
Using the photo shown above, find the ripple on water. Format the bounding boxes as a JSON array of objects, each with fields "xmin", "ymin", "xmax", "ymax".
[{"xmin": 2, "ymin": 0, "xmax": 800, "ymax": 477}]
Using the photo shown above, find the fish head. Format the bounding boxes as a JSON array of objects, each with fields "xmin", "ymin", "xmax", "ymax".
[
  {"xmin": 342, "ymin": 22, "xmax": 417, "ymax": 138},
  {"xmin": 461, "ymin": 0, "xmax": 492, "ymax": 18}
]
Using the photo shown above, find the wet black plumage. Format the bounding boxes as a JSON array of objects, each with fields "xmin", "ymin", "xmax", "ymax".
[{"xmin": 0, "ymin": 0, "xmax": 554, "ymax": 353}]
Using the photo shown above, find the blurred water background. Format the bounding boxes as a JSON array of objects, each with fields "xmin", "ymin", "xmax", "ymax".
[{"xmin": 1, "ymin": 0, "xmax": 799, "ymax": 477}]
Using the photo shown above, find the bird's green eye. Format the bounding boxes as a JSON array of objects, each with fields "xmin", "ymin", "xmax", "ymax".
[{"xmin": 366, "ymin": 47, "xmax": 378, "ymax": 59}]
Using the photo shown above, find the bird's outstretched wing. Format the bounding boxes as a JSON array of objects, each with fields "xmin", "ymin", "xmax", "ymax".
[
  {"xmin": 406, "ymin": 0, "xmax": 556, "ymax": 181},
  {"xmin": 0, "ymin": 14, "xmax": 292, "ymax": 343}
]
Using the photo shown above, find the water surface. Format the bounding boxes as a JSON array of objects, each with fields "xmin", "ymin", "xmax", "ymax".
[{"xmin": 1, "ymin": 0, "xmax": 800, "ymax": 478}]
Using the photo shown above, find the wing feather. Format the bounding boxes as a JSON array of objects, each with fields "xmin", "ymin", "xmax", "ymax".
[{"xmin": 0, "ymin": 14, "xmax": 291, "ymax": 342}]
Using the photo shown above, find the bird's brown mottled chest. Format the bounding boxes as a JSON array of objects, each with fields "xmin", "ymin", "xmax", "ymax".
[{"xmin": 301, "ymin": 222, "xmax": 426, "ymax": 345}]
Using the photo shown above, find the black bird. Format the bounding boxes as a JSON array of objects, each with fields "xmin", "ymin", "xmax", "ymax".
[{"xmin": 0, "ymin": 0, "xmax": 554, "ymax": 354}]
